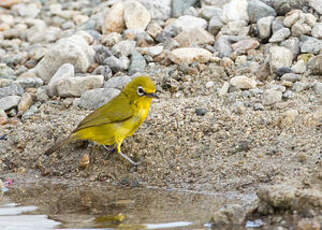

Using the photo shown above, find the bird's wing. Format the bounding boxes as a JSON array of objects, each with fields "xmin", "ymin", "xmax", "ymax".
[{"xmin": 73, "ymin": 92, "xmax": 134, "ymax": 132}]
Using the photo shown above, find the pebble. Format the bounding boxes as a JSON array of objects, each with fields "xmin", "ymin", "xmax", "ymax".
[
  {"xmin": 104, "ymin": 55, "xmax": 130, "ymax": 72},
  {"xmin": 269, "ymin": 28, "xmax": 291, "ymax": 43},
  {"xmin": 218, "ymin": 81, "xmax": 229, "ymax": 96},
  {"xmin": 169, "ymin": 48, "xmax": 212, "ymax": 64},
  {"xmin": 230, "ymin": 75, "xmax": 257, "ymax": 89},
  {"xmin": 129, "ymin": 50, "xmax": 146, "ymax": 74},
  {"xmin": 263, "ymin": 89, "xmax": 282, "ymax": 105},
  {"xmin": 308, "ymin": 55, "xmax": 322, "ymax": 75},
  {"xmin": 137, "ymin": 45, "xmax": 163, "ymax": 57},
  {"xmin": 292, "ymin": 82, "xmax": 309, "ymax": 92},
  {"xmin": 280, "ymin": 37, "xmax": 300, "ymax": 57},
  {"xmin": 269, "ymin": 46, "xmax": 293, "ymax": 72},
  {"xmin": 101, "ymin": 32, "xmax": 122, "ymax": 46},
  {"xmin": 174, "ymin": 28, "xmax": 214, "ymax": 47},
  {"xmin": 102, "ymin": 1, "xmax": 125, "ymax": 34},
  {"xmin": 17, "ymin": 92, "xmax": 32, "ymax": 115},
  {"xmin": 311, "ymin": 23, "xmax": 322, "ymax": 39},
  {"xmin": 138, "ymin": 0, "xmax": 171, "ymax": 21},
  {"xmin": 257, "ymin": 16, "xmax": 274, "ymax": 39},
  {"xmin": 15, "ymin": 76, "xmax": 43, "ymax": 88},
  {"xmin": 124, "ymin": 0, "xmax": 151, "ymax": 30},
  {"xmin": 146, "ymin": 22, "xmax": 163, "ymax": 38},
  {"xmin": 111, "ymin": 40, "xmax": 136, "ymax": 57},
  {"xmin": 280, "ymin": 73, "xmax": 300, "ymax": 82},
  {"xmin": 163, "ymin": 15, "xmax": 207, "ymax": 36},
  {"xmin": 92, "ymin": 65, "xmax": 112, "ymax": 81},
  {"xmin": 22, "ymin": 102, "xmax": 40, "ymax": 119},
  {"xmin": 195, "ymin": 108, "xmax": 208, "ymax": 116},
  {"xmin": 247, "ymin": 0, "xmax": 276, "ymax": 23},
  {"xmin": 56, "ymin": 75, "xmax": 104, "ymax": 97},
  {"xmin": 36, "ymin": 86, "xmax": 48, "ymax": 102},
  {"xmin": 208, "ymin": 13, "xmax": 224, "ymax": 35},
  {"xmin": 0, "ymin": 95, "xmax": 21, "ymax": 111},
  {"xmin": 0, "ymin": 83, "xmax": 24, "ymax": 99},
  {"xmin": 300, "ymin": 35, "xmax": 322, "ymax": 55},
  {"xmin": 313, "ymin": 82, "xmax": 322, "ymax": 96},
  {"xmin": 172, "ymin": 0, "xmax": 198, "ymax": 17},
  {"xmin": 48, "ymin": 63, "xmax": 75, "ymax": 97},
  {"xmin": 291, "ymin": 59, "xmax": 306, "ymax": 74},
  {"xmin": 79, "ymin": 153, "xmax": 90, "ymax": 169},
  {"xmin": 231, "ymin": 39, "xmax": 259, "ymax": 54},
  {"xmin": 253, "ymin": 103, "xmax": 264, "ymax": 111},
  {"xmin": 221, "ymin": 0, "xmax": 248, "ymax": 23}
]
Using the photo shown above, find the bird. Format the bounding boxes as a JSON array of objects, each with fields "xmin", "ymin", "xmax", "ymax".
[{"xmin": 45, "ymin": 75, "xmax": 158, "ymax": 165}]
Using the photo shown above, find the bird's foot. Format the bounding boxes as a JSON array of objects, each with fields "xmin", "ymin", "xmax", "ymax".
[
  {"xmin": 119, "ymin": 151, "xmax": 142, "ymax": 166},
  {"xmin": 103, "ymin": 145, "xmax": 115, "ymax": 159}
]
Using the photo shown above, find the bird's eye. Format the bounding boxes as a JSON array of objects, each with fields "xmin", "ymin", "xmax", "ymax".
[{"xmin": 137, "ymin": 86, "xmax": 145, "ymax": 96}]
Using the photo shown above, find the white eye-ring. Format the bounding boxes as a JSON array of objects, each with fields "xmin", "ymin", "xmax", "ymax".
[{"xmin": 137, "ymin": 86, "xmax": 145, "ymax": 96}]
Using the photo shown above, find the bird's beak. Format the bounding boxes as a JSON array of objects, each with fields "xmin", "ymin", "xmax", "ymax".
[{"xmin": 146, "ymin": 92, "xmax": 159, "ymax": 99}]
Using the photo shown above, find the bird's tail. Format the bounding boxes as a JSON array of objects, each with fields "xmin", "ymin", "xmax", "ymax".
[{"xmin": 44, "ymin": 135, "xmax": 74, "ymax": 156}]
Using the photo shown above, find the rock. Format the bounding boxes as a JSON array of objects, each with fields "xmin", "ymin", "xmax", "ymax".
[
  {"xmin": 269, "ymin": 28, "xmax": 291, "ymax": 42},
  {"xmin": 174, "ymin": 28, "xmax": 214, "ymax": 47},
  {"xmin": 36, "ymin": 86, "xmax": 49, "ymax": 102},
  {"xmin": 291, "ymin": 59, "xmax": 306, "ymax": 74},
  {"xmin": 124, "ymin": 0, "xmax": 151, "ymax": 30},
  {"xmin": 221, "ymin": 0, "xmax": 249, "ymax": 24},
  {"xmin": 77, "ymin": 88, "xmax": 120, "ymax": 110},
  {"xmin": 311, "ymin": 23, "xmax": 322, "ymax": 39},
  {"xmin": 247, "ymin": 0, "xmax": 276, "ymax": 23},
  {"xmin": 257, "ymin": 16, "xmax": 274, "ymax": 39},
  {"xmin": 221, "ymin": 20, "xmax": 250, "ymax": 36},
  {"xmin": 208, "ymin": 13, "xmax": 224, "ymax": 35},
  {"xmin": 22, "ymin": 102, "xmax": 40, "ymax": 120},
  {"xmin": 309, "ymin": 0, "xmax": 322, "ymax": 14},
  {"xmin": 129, "ymin": 51, "xmax": 146, "ymax": 74},
  {"xmin": 300, "ymin": 35, "xmax": 322, "ymax": 55},
  {"xmin": 17, "ymin": 92, "xmax": 32, "ymax": 115},
  {"xmin": 253, "ymin": 103, "xmax": 264, "ymax": 111},
  {"xmin": 172, "ymin": 0, "xmax": 198, "ymax": 17},
  {"xmin": 280, "ymin": 37, "xmax": 300, "ymax": 56},
  {"xmin": 169, "ymin": 48, "xmax": 212, "ymax": 64},
  {"xmin": 93, "ymin": 45, "xmax": 112, "ymax": 65},
  {"xmin": 48, "ymin": 63, "xmax": 75, "ymax": 97},
  {"xmin": 0, "ymin": 83, "xmax": 24, "ymax": 99},
  {"xmin": 308, "ymin": 55, "xmax": 322, "ymax": 75},
  {"xmin": 146, "ymin": 22, "xmax": 163, "ymax": 38},
  {"xmin": 283, "ymin": 10, "xmax": 301, "ymax": 28},
  {"xmin": 111, "ymin": 40, "xmax": 136, "ymax": 57},
  {"xmin": 313, "ymin": 82, "xmax": 322, "ymax": 96},
  {"xmin": 92, "ymin": 65, "xmax": 112, "ymax": 81},
  {"xmin": 263, "ymin": 89, "xmax": 282, "ymax": 105},
  {"xmin": 211, "ymin": 204, "xmax": 249, "ymax": 226},
  {"xmin": 138, "ymin": 0, "xmax": 171, "ymax": 20},
  {"xmin": 200, "ymin": 6, "xmax": 222, "ymax": 20},
  {"xmin": 123, "ymin": 29, "xmax": 153, "ymax": 46},
  {"xmin": 0, "ymin": 95, "xmax": 21, "ymax": 111},
  {"xmin": 101, "ymin": 32, "xmax": 122, "ymax": 46},
  {"xmin": 257, "ymin": 184, "xmax": 322, "ymax": 212},
  {"xmin": 275, "ymin": 67, "xmax": 293, "ymax": 78},
  {"xmin": 231, "ymin": 39, "xmax": 259, "ymax": 54},
  {"xmin": 281, "ymin": 73, "xmax": 300, "ymax": 82},
  {"xmin": 206, "ymin": 81, "xmax": 214, "ymax": 88},
  {"xmin": 15, "ymin": 77, "xmax": 43, "ymax": 88},
  {"xmin": 269, "ymin": 46, "xmax": 293, "ymax": 73},
  {"xmin": 272, "ymin": 17, "xmax": 285, "ymax": 34},
  {"xmin": 102, "ymin": 1, "xmax": 125, "ymax": 34},
  {"xmin": 56, "ymin": 75, "xmax": 104, "ymax": 97},
  {"xmin": 34, "ymin": 34, "xmax": 94, "ymax": 83},
  {"xmin": 0, "ymin": 0, "xmax": 22, "ymax": 8},
  {"xmin": 292, "ymin": 82, "xmax": 310, "ymax": 92},
  {"xmin": 230, "ymin": 75, "xmax": 257, "ymax": 89},
  {"xmin": 291, "ymin": 20, "xmax": 311, "ymax": 37},
  {"xmin": 104, "ymin": 56, "xmax": 130, "ymax": 72},
  {"xmin": 218, "ymin": 82, "xmax": 229, "ymax": 96},
  {"xmin": 214, "ymin": 36, "xmax": 233, "ymax": 57},
  {"xmin": 163, "ymin": 15, "xmax": 207, "ymax": 37},
  {"xmin": 13, "ymin": 3, "xmax": 40, "ymax": 18},
  {"xmin": 195, "ymin": 108, "xmax": 208, "ymax": 116},
  {"xmin": 277, "ymin": 109, "xmax": 298, "ymax": 128},
  {"xmin": 104, "ymin": 75, "xmax": 133, "ymax": 89},
  {"xmin": 137, "ymin": 45, "xmax": 163, "ymax": 57},
  {"xmin": 79, "ymin": 153, "xmax": 90, "ymax": 169},
  {"xmin": 304, "ymin": 13, "xmax": 316, "ymax": 27}
]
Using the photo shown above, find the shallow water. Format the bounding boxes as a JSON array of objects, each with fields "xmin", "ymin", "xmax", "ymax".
[{"xmin": 0, "ymin": 179, "xmax": 256, "ymax": 229}]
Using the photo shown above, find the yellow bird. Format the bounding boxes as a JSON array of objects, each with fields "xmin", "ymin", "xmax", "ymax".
[{"xmin": 45, "ymin": 76, "xmax": 158, "ymax": 165}]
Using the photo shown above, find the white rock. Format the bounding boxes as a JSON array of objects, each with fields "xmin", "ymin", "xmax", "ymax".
[
  {"xmin": 112, "ymin": 40, "xmax": 136, "ymax": 57},
  {"xmin": 309, "ymin": 0, "xmax": 322, "ymax": 14},
  {"xmin": 269, "ymin": 46, "xmax": 293, "ymax": 72},
  {"xmin": 0, "ymin": 95, "xmax": 21, "ymax": 111},
  {"xmin": 257, "ymin": 16, "xmax": 274, "ymax": 39},
  {"xmin": 312, "ymin": 23, "xmax": 322, "ymax": 39},
  {"xmin": 304, "ymin": 13, "xmax": 316, "ymax": 27},
  {"xmin": 291, "ymin": 59, "xmax": 306, "ymax": 74},
  {"xmin": 169, "ymin": 48, "xmax": 212, "ymax": 64},
  {"xmin": 124, "ymin": 0, "xmax": 151, "ymax": 30},
  {"xmin": 137, "ymin": 0, "xmax": 171, "ymax": 20},
  {"xmin": 263, "ymin": 89, "xmax": 282, "ymax": 105},
  {"xmin": 34, "ymin": 34, "xmax": 94, "ymax": 83},
  {"xmin": 102, "ymin": 32, "xmax": 122, "ymax": 46},
  {"xmin": 269, "ymin": 28, "xmax": 291, "ymax": 43},
  {"xmin": 221, "ymin": 0, "xmax": 249, "ymax": 24},
  {"xmin": 291, "ymin": 20, "xmax": 311, "ymax": 37},
  {"xmin": 15, "ymin": 77, "xmax": 43, "ymax": 88},
  {"xmin": 18, "ymin": 92, "xmax": 32, "ymax": 114},
  {"xmin": 48, "ymin": 63, "xmax": 75, "ymax": 97},
  {"xmin": 230, "ymin": 75, "xmax": 257, "ymax": 89},
  {"xmin": 137, "ymin": 45, "xmax": 164, "ymax": 57},
  {"xmin": 164, "ymin": 15, "xmax": 207, "ymax": 36},
  {"xmin": 77, "ymin": 88, "xmax": 120, "ymax": 110},
  {"xmin": 102, "ymin": 1, "xmax": 125, "ymax": 34},
  {"xmin": 206, "ymin": 81, "xmax": 214, "ymax": 88},
  {"xmin": 218, "ymin": 81, "xmax": 229, "ymax": 96},
  {"xmin": 283, "ymin": 10, "xmax": 301, "ymax": 28},
  {"xmin": 174, "ymin": 28, "xmax": 214, "ymax": 47},
  {"xmin": 56, "ymin": 75, "xmax": 104, "ymax": 97}
]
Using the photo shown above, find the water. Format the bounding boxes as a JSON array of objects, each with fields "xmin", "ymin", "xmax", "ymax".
[{"xmin": 0, "ymin": 179, "xmax": 255, "ymax": 229}]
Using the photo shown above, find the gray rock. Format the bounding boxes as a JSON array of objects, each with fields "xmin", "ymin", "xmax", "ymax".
[
  {"xmin": 221, "ymin": 20, "xmax": 250, "ymax": 36},
  {"xmin": 15, "ymin": 77, "xmax": 43, "ymax": 88},
  {"xmin": 163, "ymin": 15, "xmax": 207, "ymax": 37},
  {"xmin": 309, "ymin": 0, "xmax": 322, "ymax": 14},
  {"xmin": 129, "ymin": 51, "xmax": 146, "ymax": 74},
  {"xmin": 77, "ymin": 87, "xmax": 120, "ymax": 110},
  {"xmin": 269, "ymin": 28, "xmax": 291, "ymax": 42},
  {"xmin": 282, "ymin": 90, "xmax": 295, "ymax": 99},
  {"xmin": 195, "ymin": 108, "xmax": 208, "ymax": 116},
  {"xmin": 292, "ymin": 82, "xmax": 310, "ymax": 92},
  {"xmin": 172, "ymin": 0, "xmax": 198, "ymax": 17},
  {"xmin": 56, "ymin": 75, "xmax": 104, "ymax": 97},
  {"xmin": 111, "ymin": 40, "xmax": 136, "ymax": 57},
  {"xmin": 101, "ymin": 32, "xmax": 122, "ymax": 46},
  {"xmin": 254, "ymin": 103, "xmax": 264, "ymax": 111},
  {"xmin": 208, "ymin": 13, "xmax": 224, "ymax": 35},
  {"xmin": 123, "ymin": 29, "xmax": 154, "ymax": 45},
  {"xmin": 311, "ymin": 23, "xmax": 322, "ymax": 39},
  {"xmin": 313, "ymin": 82, "xmax": 322, "ymax": 96},
  {"xmin": 269, "ymin": 46, "xmax": 293, "ymax": 73},
  {"xmin": 137, "ymin": 45, "xmax": 164, "ymax": 57},
  {"xmin": 300, "ymin": 35, "xmax": 322, "ymax": 55},
  {"xmin": 214, "ymin": 36, "xmax": 233, "ymax": 57},
  {"xmin": 275, "ymin": 67, "xmax": 293, "ymax": 78},
  {"xmin": 257, "ymin": 16, "xmax": 274, "ymax": 39},
  {"xmin": 308, "ymin": 55, "xmax": 322, "ymax": 75},
  {"xmin": 104, "ymin": 75, "xmax": 134, "ymax": 89},
  {"xmin": 104, "ymin": 56, "xmax": 130, "ymax": 72},
  {"xmin": 48, "ymin": 63, "xmax": 75, "ymax": 97},
  {"xmin": 200, "ymin": 6, "xmax": 222, "ymax": 20},
  {"xmin": 138, "ymin": 0, "xmax": 171, "ymax": 20},
  {"xmin": 93, "ymin": 45, "xmax": 111, "ymax": 65},
  {"xmin": 263, "ymin": 89, "xmax": 282, "ymax": 105},
  {"xmin": 281, "ymin": 73, "xmax": 300, "ymax": 82},
  {"xmin": 0, "ymin": 95, "xmax": 21, "ymax": 111},
  {"xmin": 36, "ymin": 86, "xmax": 49, "ymax": 102},
  {"xmin": 34, "ymin": 34, "xmax": 95, "ymax": 83},
  {"xmin": 0, "ymin": 64, "xmax": 15, "ymax": 79},
  {"xmin": 280, "ymin": 37, "xmax": 300, "ymax": 56},
  {"xmin": 0, "ymin": 84, "xmax": 24, "ymax": 99},
  {"xmin": 247, "ymin": 0, "xmax": 276, "ymax": 23},
  {"xmin": 22, "ymin": 102, "xmax": 40, "ymax": 120},
  {"xmin": 272, "ymin": 17, "xmax": 284, "ymax": 34},
  {"xmin": 92, "ymin": 65, "xmax": 112, "ymax": 80},
  {"xmin": 25, "ymin": 24, "xmax": 62, "ymax": 44},
  {"xmin": 291, "ymin": 20, "xmax": 311, "ymax": 37}
]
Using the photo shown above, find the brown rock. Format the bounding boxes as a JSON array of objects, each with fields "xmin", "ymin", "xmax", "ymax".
[
  {"xmin": 79, "ymin": 153, "xmax": 90, "ymax": 169},
  {"xmin": 124, "ymin": 1, "xmax": 151, "ymax": 30},
  {"xmin": 18, "ymin": 92, "xmax": 33, "ymax": 115},
  {"xmin": 231, "ymin": 39, "xmax": 259, "ymax": 54},
  {"xmin": 174, "ymin": 28, "xmax": 215, "ymax": 47},
  {"xmin": 169, "ymin": 48, "xmax": 212, "ymax": 64},
  {"xmin": 102, "ymin": 1, "xmax": 125, "ymax": 34}
]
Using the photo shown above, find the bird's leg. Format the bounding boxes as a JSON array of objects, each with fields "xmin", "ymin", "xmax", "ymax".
[
  {"xmin": 116, "ymin": 142, "xmax": 142, "ymax": 166},
  {"xmin": 103, "ymin": 145, "xmax": 115, "ymax": 159}
]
